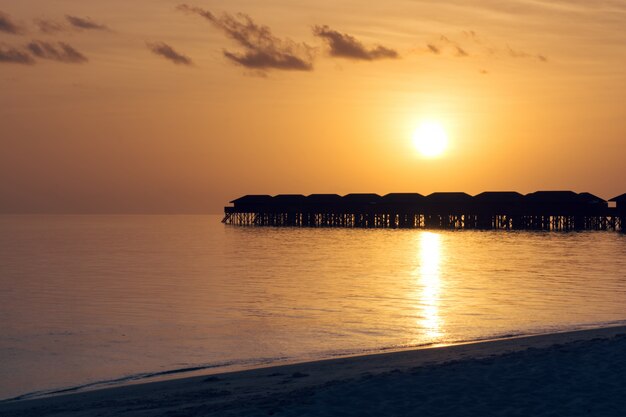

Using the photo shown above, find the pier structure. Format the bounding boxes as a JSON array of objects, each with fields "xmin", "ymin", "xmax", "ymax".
[{"xmin": 223, "ymin": 191, "xmax": 625, "ymax": 232}]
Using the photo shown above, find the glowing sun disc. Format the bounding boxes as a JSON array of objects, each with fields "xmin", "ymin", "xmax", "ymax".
[{"xmin": 413, "ymin": 122, "xmax": 448, "ymax": 158}]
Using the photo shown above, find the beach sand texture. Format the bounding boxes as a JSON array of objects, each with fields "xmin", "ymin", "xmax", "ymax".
[{"xmin": 1, "ymin": 326, "xmax": 625, "ymax": 417}]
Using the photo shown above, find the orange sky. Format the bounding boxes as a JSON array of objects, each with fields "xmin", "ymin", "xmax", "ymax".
[{"xmin": 1, "ymin": 0, "xmax": 625, "ymax": 213}]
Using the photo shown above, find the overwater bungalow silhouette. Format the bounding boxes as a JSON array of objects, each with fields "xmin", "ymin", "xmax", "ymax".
[
  {"xmin": 380, "ymin": 193, "xmax": 426, "ymax": 228},
  {"xmin": 524, "ymin": 191, "xmax": 582, "ymax": 214},
  {"xmin": 223, "ymin": 191, "xmax": 623, "ymax": 231},
  {"xmin": 422, "ymin": 192, "xmax": 473, "ymax": 228},
  {"xmin": 473, "ymin": 192, "xmax": 524, "ymax": 229}
]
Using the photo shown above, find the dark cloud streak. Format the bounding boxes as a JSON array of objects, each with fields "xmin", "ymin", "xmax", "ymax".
[
  {"xmin": 147, "ymin": 42, "xmax": 193, "ymax": 66},
  {"xmin": 427, "ymin": 44, "xmax": 440, "ymax": 54},
  {"xmin": 0, "ymin": 45, "xmax": 34, "ymax": 64},
  {"xmin": 27, "ymin": 40, "xmax": 88, "ymax": 64},
  {"xmin": 313, "ymin": 25, "xmax": 398, "ymax": 61},
  {"xmin": 0, "ymin": 11, "xmax": 22, "ymax": 34},
  {"xmin": 65, "ymin": 15, "xmax": 109, "ymax": 31},
  {"xmin": 177, "ymin": 4, "xmax": 313, "ymax": 72},
  {"xmin": 455, "ymin": 45, "xmax": 468, "ymax": 57}
]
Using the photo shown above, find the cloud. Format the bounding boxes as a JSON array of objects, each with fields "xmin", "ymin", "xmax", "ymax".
[
  {"xmin": 426, "ymin": 32, "xmax": 548, "ymax": 63},
  {"xmin": 455, "ymin": 45, "xmax": 468, "ymax": 57},
  {"xmin": 35, "ymin": 16, "xmax": 111, "ymax": 34},
  {"xmin": 177, "ymin": 4, "xmax": 313, "ymax": 72},
  {"xmin": 507, "ymin": 45, "xmax": 548, "ymax": 62},
  {"xmin": 426, "ymin": 44, "xmax": 440, "ymax": 54},
  {"xmin": 65, "ymin": 15, "xmax": 109, "ymax": 31},
  {"xmin": 312, "ymin": 25, "xmax": 398, "ymax": 61},
  {"xmin": 147, "ymin": 42, "xmax": 193, "ymax": 66},
  {"xmin": 462, "ymin": 30, "xmax": 480, "ymax": 43},
  {"xmin": 440, "ymin": 35, "xmax": 470, "ymax": 57},
  {"xmin": 0, "ymin": 45, "xmax": 34, "ymax": 64},
  {"xmin": 34, "ymin": 19, "xmax": 65, "ymax": 34},
  {"xmin": 26, "ymin": 40, "xmax": 88, "ymax": 63},
  {"xmin": 507, "ymin": 45, "xmax": 531, "ymax": 58},
  {"xmin": 0, "ymin": 11, "xmax": 22, "ymax": 34}
]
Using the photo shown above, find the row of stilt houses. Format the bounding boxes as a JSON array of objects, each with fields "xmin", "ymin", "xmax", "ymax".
[{"xmin": 223, "ymin": 191, "xmax": 626, "ymax": 232}]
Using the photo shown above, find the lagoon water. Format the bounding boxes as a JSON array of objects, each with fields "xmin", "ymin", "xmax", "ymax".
[{"xmin": 1, "ymin": 215, "xmax": 625, "ymax": 400}]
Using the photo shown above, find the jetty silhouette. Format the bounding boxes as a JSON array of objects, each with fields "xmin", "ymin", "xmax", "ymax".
[{"xmin": 223, "ymin": 191, "xmax": 626, "ymax": 231}]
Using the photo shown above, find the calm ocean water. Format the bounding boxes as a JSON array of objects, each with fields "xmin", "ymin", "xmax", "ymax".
[{"xmin": 1, "ymin": 215, "xmax": 625, "ymax": 400}]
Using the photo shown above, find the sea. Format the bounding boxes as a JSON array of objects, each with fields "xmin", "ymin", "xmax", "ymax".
[{"xmin": 1, "ymin": 215, "xmax": 625, "ymax": 400}]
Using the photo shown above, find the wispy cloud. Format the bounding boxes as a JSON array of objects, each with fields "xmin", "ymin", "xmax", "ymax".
[
  {"xmin": 177, "ymin": 4, "xmax": 313, "ymax": 72},
  {"xmin": 34, "ymin": 19, "xmax": 65, "ymax": 34},
  {"xmin": 147, "ymin": 42, "xmax": 193, "ymax": 66},
  {"xmin": 26, "ymin": 41, "xmax": 88, "ymax": 64},
  {"xmin": 312, "ymin": 25, "xmax": 399, "ymax": 61},
  {"xmin": 65, "ymin": 15, "xmax": 109, "ymax": 31},
  {"xmin": 0, "ymin": 11, "xmax": 22, "ymax": 34},
  {"xmin": 426, "ymin": 35, "xmax": 469, "ymax": 58},
  {"xmin": 34, "ymin": 15, "xmax": 110, "ymax": 34},
  {"xmin": 425, "ymin": 31, "xmax": 547, "ymax": 62},
  {"xmin": 507, "ymin": 45, "xmax": 548, "ymax": 62},
  {"xmin": 0, "ymin": 45, "xmax": 34, "ymax": 64}
]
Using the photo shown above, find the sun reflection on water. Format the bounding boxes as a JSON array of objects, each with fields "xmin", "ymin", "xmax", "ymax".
[{"xmin": 417, "ymin": 231, "xmax": 444, "ymax": 341}]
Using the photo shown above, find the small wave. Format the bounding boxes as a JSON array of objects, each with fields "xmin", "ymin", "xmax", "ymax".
[{"xmin": 0, "ymin": 356, "xmax": 289, "ymax": 403}]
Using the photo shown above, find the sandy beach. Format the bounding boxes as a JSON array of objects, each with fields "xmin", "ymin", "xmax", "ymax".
[{"xmin": 1, "ymin": 325, "xmax": 625, "ymax": 416}]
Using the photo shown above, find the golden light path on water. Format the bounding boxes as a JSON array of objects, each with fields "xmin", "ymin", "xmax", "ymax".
[{"xmin": 416, "ymin": 231, "xmax": 444, "ymax": 341}]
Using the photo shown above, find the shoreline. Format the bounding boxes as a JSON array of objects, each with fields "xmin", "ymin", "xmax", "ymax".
[
  {"xmin": 2, "ymin": 324, "xmax": 626, "ymax": 416},
  {"xmin": 5, "ymin": 321, "xmax": 626, "ymax": 403}
]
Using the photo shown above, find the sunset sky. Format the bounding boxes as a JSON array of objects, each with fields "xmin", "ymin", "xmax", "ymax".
[{"xmin": 1, "ymin": 0, "xmax": 625, "ymax": 213}]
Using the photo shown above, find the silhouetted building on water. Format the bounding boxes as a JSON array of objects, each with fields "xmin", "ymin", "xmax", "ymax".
[{"xmin": 223, "ymin": 191, "xmax": 625, "ymax": 232}]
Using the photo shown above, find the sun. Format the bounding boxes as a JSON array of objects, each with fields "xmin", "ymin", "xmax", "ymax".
[{"xmin": 412, "ymin": 121, "xmax": 448, "ymax": 158}]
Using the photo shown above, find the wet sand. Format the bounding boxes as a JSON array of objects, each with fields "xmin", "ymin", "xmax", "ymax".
[{"xmin": 2, "ymin": 325, "xmax": 626, "ymax": 416}]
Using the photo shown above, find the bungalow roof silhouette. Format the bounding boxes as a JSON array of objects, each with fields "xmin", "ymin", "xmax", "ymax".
[
  {"xmin": 609, "ymin": 193, "xmax": 626, "ymax": 203},
  {"xmin": 424, "ymin": 192, "xmax": 473, "ymax": 212},
  {"xmin": 273, "ymin": 194, "xmax": 306, "ymax": 202},
  {"xmin": 342, "ymin": 193, "xmax": 381, "ymax": 203},
  {"xmin": 524, "ymin": 191, "xmax": 582, "ymax": 203},
  {"xmin": 610, "ymin": 193, "xmax": 626, "ymax": 211},
  {"xmin": 340, "ymin": 194, "xmax": 381, "ymax": 211},
  {"xmin": 381, "ymin": 193, "xmax": 425, "ymax": 203},
  {"xmin": 306, "ymin": 194, "xmax": 342, "ymax": 211},
  {"xmin": 230, "ymin": 195, "xmax": 272, "ymax": 204},
  {"xmin": 474, "ymin": 191, "xmax": 524, "ymax": 202},
  {"xmin": 473, "ymin": 192, "xmax": 524, "ymax": 211},
  {"xmin": 426, "ymin": 192, "xmax": 473, "ymax": 202},
  {"xmin": 578, "ymin": 192, "xmax": 606, "ymax": 204},
  {"xmin": 272, "ymin": 194, "xmax": 307, "ymax": 211},
  {"xmin": 306, "ymin": 194, "xmax": 342, "ymax": 202}
]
